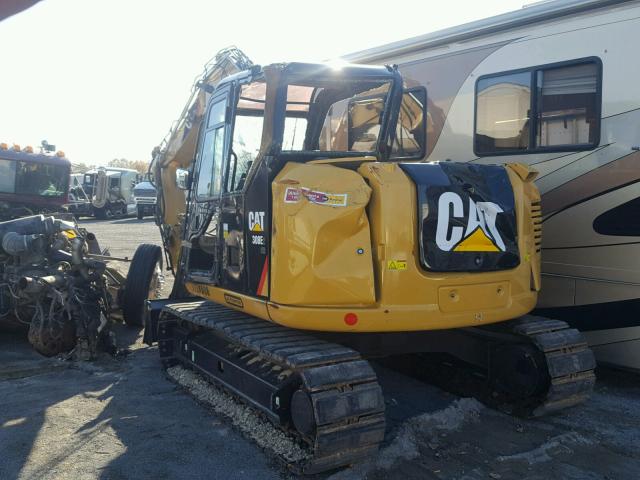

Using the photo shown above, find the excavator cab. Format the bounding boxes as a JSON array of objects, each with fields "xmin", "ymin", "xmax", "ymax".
[
  {"xmin": 175, "ymin": 62, "xmax": 537, "ymax": 332},
  {"xmin": 178, "ymin": 63, "xmax": 426, "ymax": 304}
]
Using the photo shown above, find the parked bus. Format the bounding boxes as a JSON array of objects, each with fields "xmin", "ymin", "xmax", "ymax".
[{"xmin": 0, "ymin": 142, "xmax": 70, "ymax": 219}]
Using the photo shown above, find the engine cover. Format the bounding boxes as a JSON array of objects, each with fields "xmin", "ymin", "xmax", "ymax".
[{"xmin": 400, "ymin": 162, "xmax": 519, "ymax": 272}]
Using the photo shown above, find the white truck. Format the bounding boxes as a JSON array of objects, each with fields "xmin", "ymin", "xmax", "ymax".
[
  {"xmin": 133, "ymin": 175, "xmax": 156, "ymax": 219},
  {"xmin": 82, "ymin": 167, "xmax": 141, "ymax": 219}
]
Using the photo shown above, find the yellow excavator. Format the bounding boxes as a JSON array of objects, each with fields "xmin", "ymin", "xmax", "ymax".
[{"xmin": 128, "ymin": 49, "xmax": 596, "ymax": 473}]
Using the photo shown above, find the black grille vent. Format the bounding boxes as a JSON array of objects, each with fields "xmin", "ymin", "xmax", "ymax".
[
  {"xmin": 532, "ymin": 201, "xmax": 542, "ymax": 253},
  {"xmin": 134, "ymin": 188, "xmax": 156, "ymax": 197}
]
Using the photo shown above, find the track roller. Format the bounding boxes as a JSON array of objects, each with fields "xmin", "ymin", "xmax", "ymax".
[{"xmin": 406, "ymin": 315, "xmax": 597, "ymax": 417}]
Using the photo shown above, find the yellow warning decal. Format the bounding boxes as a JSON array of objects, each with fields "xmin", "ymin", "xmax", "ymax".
[
  {"xmin": 224, "ymin": 294, "xmax": 244, "ymax": 308},
  {"xmin": 453, "ymin": 227, "xmax": 500, "ymax": 252},
  {"xmin": 387, "ymin": 260, "xmax": 407, "ymax": 271},
  {"xmin": 63, "ymin": 230, "xmax": 77, "ymax": 239}
]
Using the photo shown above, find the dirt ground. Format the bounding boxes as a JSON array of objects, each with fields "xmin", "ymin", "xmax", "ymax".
[{"xmin": 0, "ymin": 217, "xmax": 639, "ymax": 480}]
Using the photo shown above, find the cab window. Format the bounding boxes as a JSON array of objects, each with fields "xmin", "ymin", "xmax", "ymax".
[
  {"xmin": 196, "ymin": 98, "xmax": 227, "ymax": 199},
  {"xmin": 282, "ymin": 79, "xmax": 392, "ymax": 155},
  {"xmin": 390, "ymin": 88, "xmax": 427, "ymax": 159},
  {"xmin": 227, "ymin": 81, "xmax": 266, "ymax": 192}
]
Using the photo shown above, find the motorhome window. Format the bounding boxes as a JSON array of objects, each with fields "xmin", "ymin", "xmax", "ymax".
[
  {"xmin": 229, "ymin": 81, "xmax": 266, "ymax": 192},
  {"xmin": 281, "ymin": 80, "xmax": 392, "ymax": 156},
  {"xmin": 536, "ymin": 63, "xmax": 598, "ymax": 147},
  {"xmin": 476, "ymin": 72, "xmax": 532, "ymax": 153},
  {"xmin": 197, "ymin": 98, "xmax": 227, "ymax": 199},
  {"xmin": 475, "ymin": 59, "xmax": 600, "ymax": 155},
  {"xmin": 390, "ymin": 88, "xmax": 427, "ymax": 159}
]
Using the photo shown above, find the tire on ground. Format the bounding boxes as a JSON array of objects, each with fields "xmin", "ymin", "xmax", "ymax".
[
  {"xmin": 122, "ymin": 243, "xmax": 162, "ymax": 326},
  {"xmin": 94, "ymin": 207, "xmax": 107, "ymax": 220}
]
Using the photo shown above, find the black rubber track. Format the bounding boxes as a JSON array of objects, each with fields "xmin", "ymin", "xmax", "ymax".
[
  {"xmin": 400, "ymin": 315, "xmax": 596, "ymax": 418},
  {"xmin": 158, "ymin": 301, "xmax": 385, "ymax": 474},
  {"xmin": 122, "ymin": 244, "xmax": 162, "ymax": 326}
]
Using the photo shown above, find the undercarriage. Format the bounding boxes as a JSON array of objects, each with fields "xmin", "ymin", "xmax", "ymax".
[{"xmin": 150, "ymin": 300, "xmax": 596, "ymax": 473}]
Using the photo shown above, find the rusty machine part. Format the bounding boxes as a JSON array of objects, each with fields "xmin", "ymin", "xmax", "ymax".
[{"xmin": 0, "ymin": 214, "xmax": 116, "ymax": 359}]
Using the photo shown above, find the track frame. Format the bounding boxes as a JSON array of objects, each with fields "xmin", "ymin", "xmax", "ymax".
[{"xmin": 157, "ymin": 301, "xmax": 386, "ymax": 474}]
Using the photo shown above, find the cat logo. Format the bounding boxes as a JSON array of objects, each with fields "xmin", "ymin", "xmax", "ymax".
[
  {"xmin": 435, "ymin": 192, "xmax": 505, "ymax": 253},
  {"xmin": 248, "ymin": 211, "xmax": 265, "ymax": 233}
]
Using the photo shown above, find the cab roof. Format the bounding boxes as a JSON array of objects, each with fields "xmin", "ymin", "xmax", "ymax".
[
  {"xmin": 217, "ymin": 61, "xmax": 397, "ymax": 88},
  {"xmin": 0, "ymin": 148, "xmax": 70, "ymax": 165}
]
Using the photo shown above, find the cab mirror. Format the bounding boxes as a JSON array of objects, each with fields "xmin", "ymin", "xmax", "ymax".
[{"xmin": 176, "ymin": 168, "xmax": 191, "ymax": 190}]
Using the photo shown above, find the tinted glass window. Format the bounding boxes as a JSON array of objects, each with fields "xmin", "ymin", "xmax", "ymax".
[
  {"xmin": 228, "ymin": 82, "xmax": 266, "ymax": 192},
  {"xmin": 196, "ymin": 98, "xmax": 227, "ymax": 200},
  {"xmin": 475, "ymin": 60, "xmax": 600, "ymax": 155},
  {"xmin": 229, "ymin": 115, "xmax": 262, "ymax": 191},
  {"xmin": 15, "ymin": 162, "xmax": 67, "ymax": 196},
  {"xmin": 0, "ymin": 160, "xmax": 16, "ymax": 193},
  {"xmin": 282, "ymin": 80, "xmax": 392, "ymax": 154},
  {"xmin": 283, "ymin": 117, "xmax": 307, "ymax": 150},
  {"xmin": 196, "ymin": 127, "xmax": 224, "ymax": 199},
  {"xmin": 536, "ymin": 63, "xmax": 598, "ymax": 147},
  {"xmin": 207, "ymin": 100, "xmax": 226, "ymax": 127},
  {"xmin": 476, "ymin": 72, "xmax": 531, "ymax": 153},
  {"xmin": 391, "ymin": 88, "xmax": 427, "ymax": 158}
]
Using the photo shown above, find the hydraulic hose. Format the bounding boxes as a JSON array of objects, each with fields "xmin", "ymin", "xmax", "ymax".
[
  {"xmin": 2, "ymin": 232, "xmax": 41, "ymax": 256},
  {"xmin": 71, "ymin": 238, "xmax": 90, "ymax": 279}
]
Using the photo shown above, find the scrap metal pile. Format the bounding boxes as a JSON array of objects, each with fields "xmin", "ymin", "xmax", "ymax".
[{"xmin": 0, "ymin": 214, "xmax": 125, "ymax": 359}]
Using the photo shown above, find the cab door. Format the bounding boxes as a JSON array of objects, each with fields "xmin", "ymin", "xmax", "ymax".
[
  {"xmin": 218, "ymin": 80, "xmax": 268, "ymax": 297},
  {"xmin": 184, "ymin": 85, "xmax": 233, "ymax": 284}
]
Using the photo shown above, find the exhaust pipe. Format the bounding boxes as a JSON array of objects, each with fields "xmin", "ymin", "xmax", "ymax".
[
  {"xmin": 71, "ymin": 237, "xmax": 106, "ymax": 279},
  {"xmin": 71, "ymin": 238, "xmax": 89, "ymax": 279},
  {"xmin": 85, "ymin": 232, "xmax": 101, "ymax": 255},
  {"xmin": 18, "ymin": 275, "xmax": 65, "ymax": 294}
]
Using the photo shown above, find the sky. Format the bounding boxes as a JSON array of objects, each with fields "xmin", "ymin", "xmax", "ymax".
[{"xmin": 0, "ymin": 0, "xmax": 527, "ymax": 165}]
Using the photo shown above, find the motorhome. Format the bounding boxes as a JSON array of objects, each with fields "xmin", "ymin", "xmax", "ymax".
[{"xmin": 345, "ymin": 0, "xmax": 640, "ymax": 369}]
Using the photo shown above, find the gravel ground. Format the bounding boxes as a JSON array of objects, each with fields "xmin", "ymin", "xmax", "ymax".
[{"xmin": 0, "ymin": 217, "xmax": 639, "ymax": 480}]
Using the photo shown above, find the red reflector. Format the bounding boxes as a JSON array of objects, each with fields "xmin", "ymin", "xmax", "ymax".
[{"xmin": 344, "ymin": 313, "xmax": 358, "ymax": 326}]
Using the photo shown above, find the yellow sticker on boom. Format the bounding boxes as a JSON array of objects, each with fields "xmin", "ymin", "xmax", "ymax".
[{"xmin": 387, "ymin": 260, "xmax": 407, "ymax": 271}]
